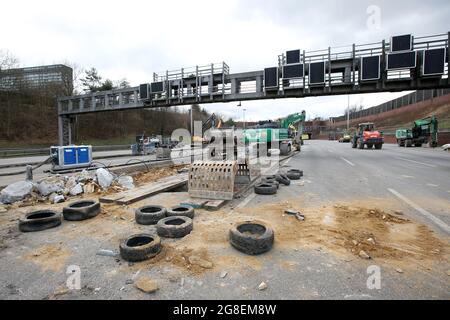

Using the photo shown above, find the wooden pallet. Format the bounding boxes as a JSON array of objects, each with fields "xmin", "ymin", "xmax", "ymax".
[{"xmin": 99, "ymin": 174, "xmax": 188, "ymax": 205}]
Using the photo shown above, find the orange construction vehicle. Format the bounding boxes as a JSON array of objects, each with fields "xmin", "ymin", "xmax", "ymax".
[{"xmin": 351, "ymin": 123, "xmax": 384, "ymax": 150}]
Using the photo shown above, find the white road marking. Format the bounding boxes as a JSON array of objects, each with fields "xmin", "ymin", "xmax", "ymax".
[
  {"xmin": 396, "ymin": 157, "xmax": 437, "ymax": 168},
  {"xmin": 236, "ymin": 192, "xmax": 257, "ymax": 209},
  {"xmin": 426, "ymin": 183, "xmax": 439, "ymax": 188},
  {"xmin": 340, "ymin": 157, "xmax": 355, "ymax": 167},
  {"xmin": 401, "ymin": 175, "xmax": 415, "ymax": 179},
  {"xmin": 328, "ymin": 150, "xmax": 334, "ymax": 153},
  {"xmin": 388, "ymin": 188, "xmax": 450, "ymax": 234}
]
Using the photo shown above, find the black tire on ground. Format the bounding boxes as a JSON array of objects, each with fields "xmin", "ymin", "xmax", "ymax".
[
  {"xmin": 406, "ymin": 139, "xmax": 413, "ymax": 148},
  {"xmin": 63, "ymin": 200, "xmax": 101, "ymax": 221},
  {"xmin": 167, "ymin": 205, "xmax": 195, "ymax": 219},
  {"xmin": 229, "ymin": 220, "xmax": 274, "ymax": 255},
  {"xmin": 286, "ymin": 169, "xmax": 303, "ymax": 180},
  {"xmin": 156, "ymin": 216, "xmax": 193, "ymax": 238},
  {"xmin": 358, "ymin": 139, "xmax": 364, "ymax": 149},
  {"xmin": 18, "ymin": 210, "xmax": 62, "ymax": 233},
  {"xmin": 119, "ymin": 233, "xmax": 162, "ymax": 262},
  {"xmin": 367, "ymin": 144, "xmax": 373, "ymax": 149},
  {"xmin": 135, "ymin": 205, "xmax": 167, "ymax": 225},
  {"xmin": 254, "ymin": 183, "xmax": 278, "ymax": 195},
  {"xmin": 275, "ymin": 174, "xmax": 291, "ymax": 186},
  {"xmin": 286, "ymin": 170, "xmax": 302, "ymax": 180},
  {"xmin": 415, "ymin": 144, "xmax": 422, "ymax": 148},
  {"xmin": 375, "ymin": 144, "xmax": 383, "ymax": 150},
  {"xmin": 261, "ymin": 178, "xmax": 280, "ymax": 189}
]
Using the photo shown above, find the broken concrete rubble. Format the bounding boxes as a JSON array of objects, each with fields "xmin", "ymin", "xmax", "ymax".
[
  {"xmin": 118, "ymin": 176, "xmax": 134, "ymax": 190},
  {"xmin": 37, "ymin": 178, "xmax": 65, "ymax": 196},
  {"xmin": 96, "ymin": 168, "xmax": 115, "ymax": 189},
  {"xmin": 69, "ymin": 183, "xmax": 83, "ymax": 196},
  {"xmin": 53, "ymin": 195, "xmax": 65, "ymax": 204},
  {"xmin": 134, "ymin": 276, "xmax": 158, "ymax": 294},
  {"xmin": 0, "ymin": 180, "xmax": 35, "ymax": 204},
  {"xmin": 83, "ymin": 183, "xmax": 96, "ymax": 194}
]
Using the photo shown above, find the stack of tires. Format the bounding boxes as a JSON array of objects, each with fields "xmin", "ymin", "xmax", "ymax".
[
  {"xmin": 254, "ymin": 169, "xmax": 304, "ymax": 196},
  {"xmin": 120, "ymin": 205, "xmax": 195, "ymax": 262}
]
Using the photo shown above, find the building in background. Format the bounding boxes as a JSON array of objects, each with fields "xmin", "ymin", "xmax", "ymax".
[{"xmin": 0, "ymin": 64, "xmax": 73, "ymax": 93}]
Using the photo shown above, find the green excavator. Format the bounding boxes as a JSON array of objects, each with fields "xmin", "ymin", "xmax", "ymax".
[
  {"xmin": 243, "ymin": 111, "xmax": 306, "ymax": 155},
  {"xmin": 396, "ymin": 116, "xmax": 438, "ymax": 148}
]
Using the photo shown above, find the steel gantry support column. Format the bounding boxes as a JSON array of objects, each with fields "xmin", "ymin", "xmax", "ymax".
[{"xmin": 58, "ymin": 100, "xmax": 72, "ymax": 146}]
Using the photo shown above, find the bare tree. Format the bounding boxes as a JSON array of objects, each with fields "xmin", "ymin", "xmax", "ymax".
[
  {"xmin": 0, "ymin": 50, "xmax": 20, "ymax": 139},
  {"xmin": 0, "ymin": 49, "xmax": 19, "ymax": 71},
  {"xmin": 61, "ymin": 60, "xmax": 84, "ymax": 95}
]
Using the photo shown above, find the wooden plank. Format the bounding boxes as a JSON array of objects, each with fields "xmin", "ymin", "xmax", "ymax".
[
  {"xmin": 99, "ymin": 194, "xmax": 125, "ymax": 203},
  {"xmin": 99, "ymin": 174, "xmax": 188, "ymax": 204},
  {"xmin": 116, "ymin": 175, "xmax": 188, "ymax": 205},
  {"xmin": 204, "ymin": 200, "xmax": 226, "ymax": 211}
]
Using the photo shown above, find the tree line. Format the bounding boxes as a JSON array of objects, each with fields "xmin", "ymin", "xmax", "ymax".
[{"xmin": 0, "ymin": 50, "xmax": 229, "ymax": 146}]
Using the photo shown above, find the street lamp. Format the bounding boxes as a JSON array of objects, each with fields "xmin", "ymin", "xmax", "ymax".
[{"xmin": 237, "ymin": 101, "xmax": 246, "ymax": 130}]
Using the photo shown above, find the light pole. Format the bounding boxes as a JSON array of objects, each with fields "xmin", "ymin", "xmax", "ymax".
[
  {"xmin": 347, "ymin": 95, "xmax": 350, "ymax": 132},
  {"xmin": 237, "ymin": 101, "xmax": 246, "ymax": 130}
]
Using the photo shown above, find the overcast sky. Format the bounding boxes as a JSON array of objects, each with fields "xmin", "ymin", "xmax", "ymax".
[{"xmin": 1, "ymin": 0, "xmax": 449, "ymax": 121}]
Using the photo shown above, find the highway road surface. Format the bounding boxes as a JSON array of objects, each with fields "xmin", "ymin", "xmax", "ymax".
[{"xmin": 0, "ymin": 140, "xmax": 449, "ymax": 300}]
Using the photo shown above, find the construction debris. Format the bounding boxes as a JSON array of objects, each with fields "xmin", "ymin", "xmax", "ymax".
[
  {"xmin": 134, "ymin": 277, "xmax": 158, "ymax": 294},
  {"xmin": 284, "ymin": 209, "xmax": 305, "ymax": 221},
  {"xmin": 37, "ymin": 178, "xmax": 64, "ymax": 196},
  {"xmin": 359, "ymin": 250, "xmax": 371, "ymax": 260},
  {"xmin": 96, "ymin": 168, "xmax": 114, "ymax": 189},
  {"xmin": 188, "ymin": 255, "xmax": 214, "ymax": 269},
  {"xmin": 96, "ymin": 249, "xmax": 117, "ymax": 257},
  {"xmin": 0, "ymin": 180, "xmax": 35, "ymax": 204},
  {"xmin": 258, "ymin": 282, "xmax": 268, "ymax": 291},
  {"xmin": 118, "ymin": 176, "xmax": 134, "ymax": 190},
  {"xmin": 69, "ymin": 184, "xmax": 83, "ymax": 196}
]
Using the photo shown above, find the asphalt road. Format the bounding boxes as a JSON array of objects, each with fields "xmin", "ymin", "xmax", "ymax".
[
  {"xmin": 283, "ymin": 140, "xmax": 450, "ymax": 235},
  {"xmin": 0, "ymin": 141, "xmax": 449, "ymax": 300}
]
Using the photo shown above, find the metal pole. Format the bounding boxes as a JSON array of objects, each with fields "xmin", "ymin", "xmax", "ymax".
[
  {"xmin": 347, "ymin": 95, "xmax": 350, "ymax": 131},
  {"xmin": 243, "ymin": 108, "xmax": 246, "ymax": 131},
  {"xmin": 190, "ymin": 105, "xmax": 194, "ymax": 163}
]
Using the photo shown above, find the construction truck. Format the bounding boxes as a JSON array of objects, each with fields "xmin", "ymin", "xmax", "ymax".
[
  {"xmin": 351, "ymin": 123, "xmax": 384, "ymax": 150},
  {"xmin": 396, "ymin": 116, "xmax": 438, "ymax": 148}
]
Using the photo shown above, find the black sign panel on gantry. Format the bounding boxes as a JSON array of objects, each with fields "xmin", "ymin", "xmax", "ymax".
[
  {"xmin": 309, "ymin": 62, "xmax": 325, "ymax": 85},
  {"xmin": 423, "ymin": 48, "xmax": 446, "ymax": 76},
  {"xmin": 264, "ymin": 67, "xmax": 279, "ymax": 89},
  {"xmin": 139, "ymin": 84, "xmax": 150, "ymax": 99},
  {"xmin": 151, "ymin": 82, "xmax": 164, "ymax": 93},
  {"xmin": 361, "ymin": 56, "xmax": 380, "ymax": 81},
  {"xmin": 391, "ymin": 34, "xmax": 412, "ymax": 52},
  {"xmin": 286, "ymin": 50, "xmax": 301, "ymax": 64},
  {"xmin": 283, "ymin": 64, "xmax": 304, "ymax": 79},
  {"xmin": 386, "ymin": 52, "xmax": 416, "ymax": 70}
]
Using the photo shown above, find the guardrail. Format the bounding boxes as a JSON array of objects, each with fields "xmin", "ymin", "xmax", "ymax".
[{"xmin": 0, "ymin": 144, "xmax": 130, "ymax": 158}]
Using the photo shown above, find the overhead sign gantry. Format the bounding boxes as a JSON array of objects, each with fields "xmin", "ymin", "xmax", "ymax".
[{"xmin": 58, "ymin": 32, "xmax": 450, "ymax": 145}]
